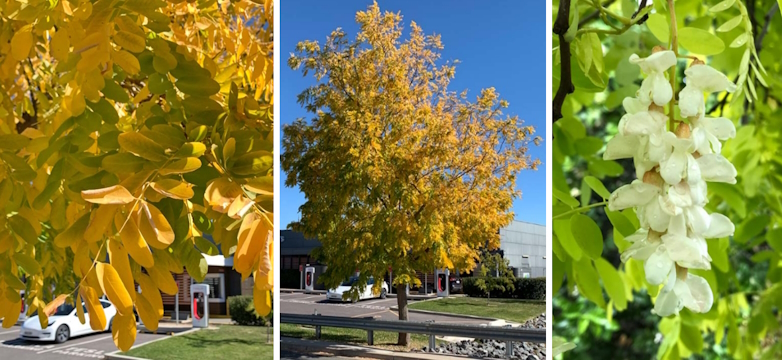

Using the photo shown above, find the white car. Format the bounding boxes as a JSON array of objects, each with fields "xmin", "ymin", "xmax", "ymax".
[
  {"xmin": 17, "ymin": 290, "xmax": 27, "ymax": 325},
  {"xmin": 327, "ymin": 276, "xmax": 388, "ymax": 302},
  {"xmin": 20, "ymin": 300, "xmax": 117, "ymax": 343}
]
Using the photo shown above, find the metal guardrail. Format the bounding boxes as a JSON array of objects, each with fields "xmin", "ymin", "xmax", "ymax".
[{"xmin": 281, "ymin": 313, "xmax": 545, "ymax": 358}]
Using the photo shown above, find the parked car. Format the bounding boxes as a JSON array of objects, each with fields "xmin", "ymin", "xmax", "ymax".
[
  {"xmin": 20, "ymin": 300, "xmax": 117, "ymax": 343},
  {"xmin": 449, "ymin": 275, "xmax": 463, "ymax": 294},
  {"xmin": 327, "ymin": 275, "xmax": 388, "ymax": 302}
]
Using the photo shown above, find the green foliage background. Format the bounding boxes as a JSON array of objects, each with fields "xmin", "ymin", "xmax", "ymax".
[{"xmin": 552, "ymin": 0, "xmax": 782, "ymax": 358}]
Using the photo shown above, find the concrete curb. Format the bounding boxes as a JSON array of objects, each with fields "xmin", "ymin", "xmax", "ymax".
[
  {"xmin": 388, "ymin": 307, "xmax": 498, "ymax": 322},
  {"xmin": 104, "ymin": 328, "xmax": 201, "ymax": 360},
  {"xmin": 280, "ymin": 288, "xmax": 440, "ymax": 301},
  {"xmin": 281, "ymin": 336, "xmax": 490, "ymax": 360}
]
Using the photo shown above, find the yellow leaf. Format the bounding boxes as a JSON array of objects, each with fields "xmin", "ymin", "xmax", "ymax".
[
  {"xmin": 1, "ymin": 298, "xmax": 21, "ymax": 328},
  {"xmin": 235, "ymin": 214, "xmax": 272, "ymax": 275},
  {"xmin": 54, "ymin": 213, "xmax": 90, "ymax": 248},
  {"xmin": 43, "ymin": 294, "xmax": 69, "ymax": 317},
  {"xmin": 51, "ymin": 29, "xmax": 71, "ymax": 62},
  {"xmin": 134, "ymin": 295, "xmax": 159, "ymax": 332},
  {"xmin": 158, "ymin": 157, "xmax": 202, "ymax": 175},
  {"xmin": 253, "ymin": 287, "xmax": 271, "ymax": 316},
  {"xmin": 113, "ymin": 49, "xmax": 140, "ymax": 75},
  {"xmin": 150, "ymin": 179, "xmax": 194, "ymax": 200},
  {"xmin": 111, "ymin": 312, "xmax": 137, "ymax": 351},
  {"xmin": 108, "ymin": 239, "xmax": 136, "ymax": 301},
  {"xmin": 136, "ymin": 273, "xmax": 163, "ymax": 317},
  {"xmin": 138, "ymin": 202, "xmax": 175, "ymax": 248},
  {"xmin": 117, "ymin": 132, "xmax": 168, "ymax": 162},
  {"xmin": 81, "ymin": 185, "xmax": 135, "ymax": 204},
  {"xmin": 114, "ymin": 31, "xmax": 146, "ymax": 53},
  {"xmin": 96, "ymin": 262, "xmax": 134, "ymax": 316},
  {"xmin": 147, "ymin": 265, "xmax": 178, "ymax": 295},
  {"xmin": 85, "ymin": 205, "xmax": 119, "ymax": 242},
  {"xmin": 11, "ymin": 27, "xmax": 33, "ymax": 61},
  {"xmin": 80, "ymin": 286, "xmax": 107, "ymax": 331},
  {"xmin": 0, "ymin": 230, "xmax": 15, "ymax": 253},
  {"xmin": 115, "ymin": 213, "xmax": 154, "ymax": 268},
  {"xmin": 76, "ymin": 294, "xmax": 86, "ymax": 324}
]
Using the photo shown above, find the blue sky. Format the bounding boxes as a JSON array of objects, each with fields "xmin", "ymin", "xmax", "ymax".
[{"xmin": 280, "ymin": 1, "xmax": 547, "ymax": 228}]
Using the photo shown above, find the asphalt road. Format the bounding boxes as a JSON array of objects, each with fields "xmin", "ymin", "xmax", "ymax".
[
  {"xmin": 280, "ymin": 292, "xmax": 488, "ymax": 325},
  {"xmin": 0, "ymin": 324, "xmax": 167, "ymax": 360}
]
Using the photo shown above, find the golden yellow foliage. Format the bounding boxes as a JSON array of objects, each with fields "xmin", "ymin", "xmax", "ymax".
[{"xmin": 0, "ymin": 0, "xmax": 274, "ymax": 350}]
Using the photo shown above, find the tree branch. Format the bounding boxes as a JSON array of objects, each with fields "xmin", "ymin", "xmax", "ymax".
[
  {"xmin": 756, "ymin": 2, "xmax": 778, "ymax": 53},
  {"xmin": 553, "ymin": 0, "xmax": 574, "ymax": 122}
]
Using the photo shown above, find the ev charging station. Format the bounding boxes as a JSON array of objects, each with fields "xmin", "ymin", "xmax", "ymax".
[
  {"xmin": 435, "ymin": 268, "xmax": 449, "ymax": 297},
  {"xmin": 304, "ymin": 266, "xmax": 316, "ymax": 292},
  {"xmin": 191, "ymin": 284, "xmax": 210, "ymax": 328}
]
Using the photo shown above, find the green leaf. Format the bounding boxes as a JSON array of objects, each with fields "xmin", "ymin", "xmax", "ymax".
[
  {"xmin": 606, "ymin": 208, "xmax": 636, "ymax": 237},
  {"xmin": 13, "ymin": 253, "xmax": 42, "ymax": 274},
  {"xmin": 717, "ymin": 15, "xmax": 743, "ymax": 32},
  {"xmin": 176, "ymin": 77, "xmax": 220, "ymax": 96},
  {"xmin": 709, "ymin": 183, "xmax": 746, "ymax": 218},
  {"xmin": 175, "ymin": 142, "xmax": 207, "ymax": 158},
  {"xmin": 570, "ymin": 214, "xmax": 603, "ymax": 259},
  {"xmin": 678, "ymin": 27, "xmax": 725, "ymax": 55},
  {"xmin": 594, "ymin": 257, "xmax": 627, "ymax": 310},
  {"xmin": 231, "ymin": 151, "xmax": 273, "ymax": 176},
  {"xmin": 553, "ymin": 188, "xmax": 579, "ymax": 208},
  {"xmin": 708, "ymin": 237, "xmax": 730, "ymax": 272},
  {"xmin": 583, "ymin": 176, "xmax": 611, "ymax": 199},
  {"xmin": 729, "ymin": 32, "xmax": 750, "ymax": 48},
  {"xmin": 679, "ymin": 322, "xmax": 704, "ymax": 353},
  {"xmin": 553, "ymin": 219, "xmax": 582, "ymax": 261},
  {"xmin": 552, "ymin": 336, "xmax": 576, "ymax": 357},
  {"xmin": 646, "ymin": 13, "xmax": 669, "ymax": 44},
  {"xmin": 575, "ymin": 137, "xmax": 603, "ymax": 156},
  {"xmin": 117, "ymin": 132, "xmax": 168, "ymax": 162},
  {"xmin": 734, "ymin": 215, "xmax": 770, "ymax": 244},
  {"xmin": 709, "ymin": 0, "xmax": 736, "ymax": 12},
  {"xmin": 0, "ymin": 134, "xmax": 31, "ymax": 151},
  {"xmin": 573, "ymin": 258, "xmax": 605, "ymax": 308},
  {"xmin": 102, "ymin": 153, "xmax": 147, "ymax": 174},
  {"xmin": 8, "ymin": 215, "xmax": 38, "ymax": 245},
  {"xmin": 194, "ymin": 236, "xmax": 219, "ymax": 256}
]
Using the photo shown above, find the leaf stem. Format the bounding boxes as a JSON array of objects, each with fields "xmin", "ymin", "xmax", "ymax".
[{"xmin": 553, "ymin": 201, "xmax": 608, "ymax": 219}]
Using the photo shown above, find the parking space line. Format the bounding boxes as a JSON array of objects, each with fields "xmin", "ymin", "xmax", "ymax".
[
  {"xmin": 36, "ymin": 335, "xmax": 113, "ymax": 354},
  {"xmin": 350, "ymin": 310, "xmax": 388, "ymax": 318}
]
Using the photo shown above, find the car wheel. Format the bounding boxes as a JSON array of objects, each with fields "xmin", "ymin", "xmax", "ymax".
[
  {"xmin": 55, "ymin": 325, "xmax": 70, "ymax": 344},
  {"xmin": 108, "ymin": 317, "xmax": 114, "ymax": 332},
  {"xmin": 380, "ymin": 289, "xmax": 387, "ymax": 299}
]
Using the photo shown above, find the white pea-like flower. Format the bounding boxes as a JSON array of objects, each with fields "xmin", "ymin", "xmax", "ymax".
[
  {"xmin": 679, "ymin": 64, "xmax": 738, "ymax": 118},
  {"xmin": 606, "ymin": 54, "xmax": 737, "ymax": 317},
  {"xmin": 630, "ymin": 51, "xmax": 677, "ymax": 106}
]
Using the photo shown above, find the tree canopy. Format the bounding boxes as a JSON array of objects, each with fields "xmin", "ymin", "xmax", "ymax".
[
  {"xmin": 552, "ymin": 0, "xmax": 782, "ymax": 358},
  {"xmin": 283, "ymin": 2, "xmax": 540, "ymax": 345},
  {"xmin": 0, "ymin": 0, "xmax": 274, "ymax": 351}
]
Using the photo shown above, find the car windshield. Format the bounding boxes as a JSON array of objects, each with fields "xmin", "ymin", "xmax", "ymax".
[
  {"xmin": 52, "ymin": 304, "xmax": 75, "ymax": 316},
  {"xmin": 341, "ymin": 276, "xmax": 358, "ymax": 286}
]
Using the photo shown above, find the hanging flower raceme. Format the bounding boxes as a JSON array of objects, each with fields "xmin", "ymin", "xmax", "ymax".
[{"xmin": 604, "ymin": 51, "xmax": 737, "ymax": 317}]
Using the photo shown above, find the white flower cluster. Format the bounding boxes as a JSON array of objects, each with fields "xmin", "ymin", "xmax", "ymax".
[{"xmin": 603, "ymin": 50, "xmax": 738, "ymax": 317}]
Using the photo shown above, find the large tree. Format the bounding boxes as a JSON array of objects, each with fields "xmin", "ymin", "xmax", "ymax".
[
  {"xmin": 283, "ymin": 2, "xmax": 540, "ymax": 346},
  {"xmin": 0, "ymin": 0, "xmax": 273, "ymax": 352}
]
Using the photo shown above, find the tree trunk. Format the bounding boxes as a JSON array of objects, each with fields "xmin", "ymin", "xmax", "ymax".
[{"xmin": 396, "ymin": 283, "xmax": 410, "ymax": 346}]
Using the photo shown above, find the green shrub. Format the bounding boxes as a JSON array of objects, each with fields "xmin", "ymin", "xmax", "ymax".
[
  {"xmin": 513, "ymin": 277, "xmax": 546, "ymax": 300},
  {"xmin": 229, "ymin": 295, "xmax": 271, "ymax": 326},
  {"xmin": 462, "ymin": 277, "xmax": 546, "ymax": 300}
]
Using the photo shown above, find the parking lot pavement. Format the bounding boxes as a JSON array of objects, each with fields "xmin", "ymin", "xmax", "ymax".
[
  {"xmin": 0, "ymin": 324, "xmax": 167, "ymax": 360},
  {"xmin": 280, "ymin": 292, "xmax": 488, "ymax": 325}
]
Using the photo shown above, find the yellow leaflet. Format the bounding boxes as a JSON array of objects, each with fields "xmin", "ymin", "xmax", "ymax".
[
  {"xmin": 108, "ymin": 239, "xmax": 136, "ymax": 301},
  {"xmin": 114, "ymin": 213, "xmax": 154, "ymax": 268},
  {"xmin": 82, "ymin": 185, "xmax": 135, "ymax": 204},
  {"xmin": 76, "ymin": 294, "xmax": 86, "ymax": 324},
  {"xmin": 111, "ymin": 312, "xmax": 137, "ymax": 351},
  {"xmin": 150, "ymin": 179, "xmax": 195, "ymax": 200},
  {"xmin": 135, "ymin": 273, "xmax": 163, "ymax": 317},
  {"xmin": 84, "ymin": 205, "xmax": 119, "ymax": 242},
  {"xmin": 96, "ymin": 262, "xmax": 133, "ymax": 316},
  {"xmin": 253, "ymin": 287, "xmax": 271, "ymax": 316},
  {"xmin": 54, "ymin": 213, "xmax": 90, "ymax": 248},
  {"xmin": 51, "ymin": 29, "xmax": 71, "ymax": 62},
  {"xmin": 11, "ymin": 26, "xmax": 33, "ymax": 62},
  {"xmin": 139, "ymin": 202, "xmax": 175, "ymax": 248},
  {"xmin": 134, "ymin": 295, "xmax": 159, "ymax": 332},
  {"xmin": 43, "ymin": 294, "xmax": 69, "ymax": 317},
  {"xmin": 79, "ymin": 284, "xmax": 106, "ymax": 331},
  {"xmin": 147, "ymin": 265, "xmax": 178, "ymax": 295},
  {"xmin": 113, "ymin": 49, "xmax": 140, "ymax": 75},
  {"xmin": 114, "ymin": 31, "xmax": 146, "ymax": 53}
]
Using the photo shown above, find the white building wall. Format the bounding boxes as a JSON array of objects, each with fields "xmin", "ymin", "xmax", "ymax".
[{"xmin": 499, "ymin": 221, "xmax": 546, "ymax": 278}]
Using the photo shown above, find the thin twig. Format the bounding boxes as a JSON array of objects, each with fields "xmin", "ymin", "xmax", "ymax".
[{"xmin": 553, "ymin": 0, "xmax": 574, "ymax": 122}]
